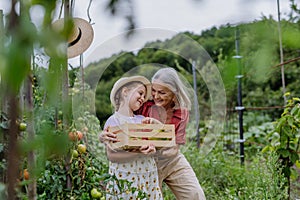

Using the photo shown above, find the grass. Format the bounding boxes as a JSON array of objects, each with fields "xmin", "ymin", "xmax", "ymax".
[{"xmin": 161, "ymin": 143, "xmax": 289, "ymax": 200}]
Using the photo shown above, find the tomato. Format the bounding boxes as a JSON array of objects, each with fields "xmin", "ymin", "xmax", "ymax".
[
  {"xmin": 23, "ymin": 169, "xmax": 29, "ymax": 180},
  {"xmin": 72, "ymin": 150, "xmax": 79, "ymax": 158},
  {"xmin": 19, "ymin": 122, "xmax": 27, "ymax": 131},
  {"xmin": 77, "ymin": 131, "xmax": 83, "ymax": 140},
  {"xmin": 91, "ymin": 188, "xmax": 102, "ymax": 198},
  {"xmin": 69, "ymin": 130, "xmax": 84, "ymax": 141},
  {"xmin": 68, "ymin": 131, "xmax": 77, "ymax": 141},
  {"xmin": 78, "ymin": 144, "xmax": 87, "ymax": 154}
]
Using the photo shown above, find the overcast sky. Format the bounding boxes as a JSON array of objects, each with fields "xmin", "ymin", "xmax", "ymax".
[
  {"xmin": 77, "ymin": 0, "xmax": 291, "ymax": 66},
  {"xmin": 0, "ymin": 0, "xmax": 292, "ymax": 66}
]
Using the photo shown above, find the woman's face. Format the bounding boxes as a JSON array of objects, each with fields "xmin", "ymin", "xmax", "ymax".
[
  {"xmin": 151, "ymin": 83, "xmax": 175, "ymax": 108},
  {"xmin": 128, "ymin": 84, "xmax": 147, "ymax": 111}
]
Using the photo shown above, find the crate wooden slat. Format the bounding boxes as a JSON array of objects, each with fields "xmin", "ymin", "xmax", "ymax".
[{"xmin": 108, "ymin": 123, "xmax": 175, "ymax": 150}]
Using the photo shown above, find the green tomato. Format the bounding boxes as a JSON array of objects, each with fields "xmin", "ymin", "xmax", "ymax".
[
  {"xmin": 58, "ymin": 110, "xmax": 63, "ymax": 116},
  {"xmin": 96, "ymin": 191, "xmax": 102, "ymax": 198},
  {"xmin": 72, "ymin": 150, "xmax": 79, "ymax": 158},
  {"xmin": 78, "ymin": 144, "xmax": 87, "ymax": 154},
  {"xmin": 91, "ymin": 188, "xmax": 102, "ymax": 198},
  {"xmin": 19, "ymin": 122, "xmax": 27, "ymax": 131}
]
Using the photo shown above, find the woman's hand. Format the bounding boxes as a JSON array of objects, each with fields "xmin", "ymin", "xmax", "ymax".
[
  {"xmin": 142, "ymin": 117, "xmax": 162, "ymax": 124},
  {"xmin": 139, "ymin": 144, "xmax": 156, "ymax": 155},
  {"xmin": 99, "ymin": 127, "xmax": 118, "ymax": 144}
]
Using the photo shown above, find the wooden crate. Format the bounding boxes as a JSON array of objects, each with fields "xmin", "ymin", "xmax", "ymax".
[{"xmin": 108, "ymin": 123, "xmax": 175, "ymax": 150}]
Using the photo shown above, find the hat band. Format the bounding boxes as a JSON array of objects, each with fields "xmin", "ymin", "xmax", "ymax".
[{"xmin": 68, "ymin": 28, "xmax": 82, "ymax": 47}]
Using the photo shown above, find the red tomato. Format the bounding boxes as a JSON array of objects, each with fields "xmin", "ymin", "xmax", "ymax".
[
  {"xmin": 77, "ymin": 131, "xmax": 83, "ymax": 140},
  {"xmin": 23, "ymin": 169, "xmax": 29, "ymax": 180},
  {"xmin": 68, "ymin": 131, "xmax": 77, "ymax": 141}
]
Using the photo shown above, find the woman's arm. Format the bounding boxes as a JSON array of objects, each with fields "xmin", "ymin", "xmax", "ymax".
[
  {"xmin": 142, "ymin": 117, "xmax": 162, "ymax": 124},
  {"xmin": 173, "ymin": 108, "xmax": 189, "ymax": 145}
]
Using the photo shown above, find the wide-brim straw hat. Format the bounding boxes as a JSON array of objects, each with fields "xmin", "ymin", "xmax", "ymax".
[
  {"xmin": 110, "ymin": 76, "xmax": 152, "ymax": 108},
  {"xmin": 50, "ymin": 17, "xmax": 94, "ymax": 58}
]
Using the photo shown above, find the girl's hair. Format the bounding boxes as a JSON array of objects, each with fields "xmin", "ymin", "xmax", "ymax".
[
  {"xmin": 113, "ymin": 81, "xmax": 145, "ymax": 111},
  {"xmin": 151, "ymin": 67, "xmax": 191, "ymax": 109}
]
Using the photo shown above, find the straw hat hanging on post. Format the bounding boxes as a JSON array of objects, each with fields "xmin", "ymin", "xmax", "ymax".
[{"xmin": 48, "ymin": 17, "xmax": 94, "ymax": 58}]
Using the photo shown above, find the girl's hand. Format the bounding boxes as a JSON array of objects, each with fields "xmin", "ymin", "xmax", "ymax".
[
  {"xmin": 99, "ymin": 127, "xmax": 118, "ymax": 144},
  {"xmin": 142, "ymin": 117, "xmax": 162, "ymax": 124},
  {"xmin": 139, "ymin": 144, "xmax": 156, "ymax": 155}
]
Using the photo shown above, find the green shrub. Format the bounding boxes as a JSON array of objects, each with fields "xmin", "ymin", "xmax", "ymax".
[{"xmin": 182, "ymin": 143, "xmax": 288, "ymax": 200}]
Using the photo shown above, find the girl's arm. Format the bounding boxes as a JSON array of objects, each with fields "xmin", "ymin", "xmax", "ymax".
[{"xmin": 106, "ymin": 146, "xmax": 140, "ymax": 163}]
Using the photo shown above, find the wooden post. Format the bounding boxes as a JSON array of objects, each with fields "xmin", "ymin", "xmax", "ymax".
[
  {"xmin": 0, "ymin": 9, "xmax": 3, "ymax": 49},
  {"xmin": 63, "ymin": 0, "xmax": 72, "ymax": 190},
  {"xmin": 24, "ymin": 73, "xmax": 37, "ymax": 200},
  {"xmin": 17, "ymin": 1, "xmax": 37, "ymax": 198},
  {"xmin": 277, "ymin": 0, "xmax": 287, "ymax": 104},
  {"xmin": 7, "ymin": 95, "xmax": 19, "ymax": 200},
  {"xmin": 0, "ymin": 8, "xmax": 4, "ymax": 185},
  {"xmin": 62, "ymin": 0, "xmax": 70, "ymax": 128},
  {"xmin": 80, "ymin": 54, "xmax": 85, "ymax": 99},
  {"xmin": 6, "ymin": 1, "xmax": 21, "ymax": 199}
]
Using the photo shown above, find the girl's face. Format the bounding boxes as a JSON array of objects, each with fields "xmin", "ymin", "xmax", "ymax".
[
  {"xmin": 151, "ymin": 83, "xmax": 175, "ymax": 108},
  {"xmin": 127, "ymin": 84, "xmax": 147, "ymax": 111}
]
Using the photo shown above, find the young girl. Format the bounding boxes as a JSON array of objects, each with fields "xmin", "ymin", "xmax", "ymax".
[{"xmin": 103, "ymin": 75, "xmax": 163, "ymax": 200}]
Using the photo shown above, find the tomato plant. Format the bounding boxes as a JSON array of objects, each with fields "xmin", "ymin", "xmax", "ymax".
[
  {"xmin": 263, "ymin": 94, "xmax": 300, "ymax": 196},
  {"xmin": 36, "ymin": 144, "xmax": 109, "ymax": 199}
]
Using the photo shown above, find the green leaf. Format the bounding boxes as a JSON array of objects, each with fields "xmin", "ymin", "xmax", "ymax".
[
  {"xmin": 277, "ymin": 148, "xmax": 290, "ymax": 158},
  {"xmin": 282, "ymin": 166, "xmax": 291, "ymax": 177},
  {"xmin": 276, "ymin": 118, "xmax": 286, "ymax": 130},
  {"xmin": 297, "ymin": 107, "xmax": 300, "ymax": 119},
  {"xmin": 282, "ymin": 126, "xmax": 293, "ymax": 137},
  {"xmin": 291, "ymin": 106, "xmax": 299, "ymax": 115},
  {"xmin": 287, "ymin": 116, "xmax": 295, "ymax": 128},
  {"xmin": 295, "ymin": 160, "xmax": 300, "ymax": 168},
  {"xmin": 290, "ymin": 151, "xmax": 299, "ymax": 164},
  {"xmin": 292, "ymin": 97, "xmax": 300, "ymax": 102},
  {"xmin": 261, "ymin": 146, "xmax": 270, "ymax": 153}
]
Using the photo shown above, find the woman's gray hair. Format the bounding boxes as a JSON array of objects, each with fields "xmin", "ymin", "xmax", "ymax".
[{"xmin": 151, "ymin": 67, "xmax": 191, "ymax": 109}]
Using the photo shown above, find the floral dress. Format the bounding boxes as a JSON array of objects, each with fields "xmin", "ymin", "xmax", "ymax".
[{"xmin": 104, "ymin": 112, "xmax": 163, "ymax": 200}]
